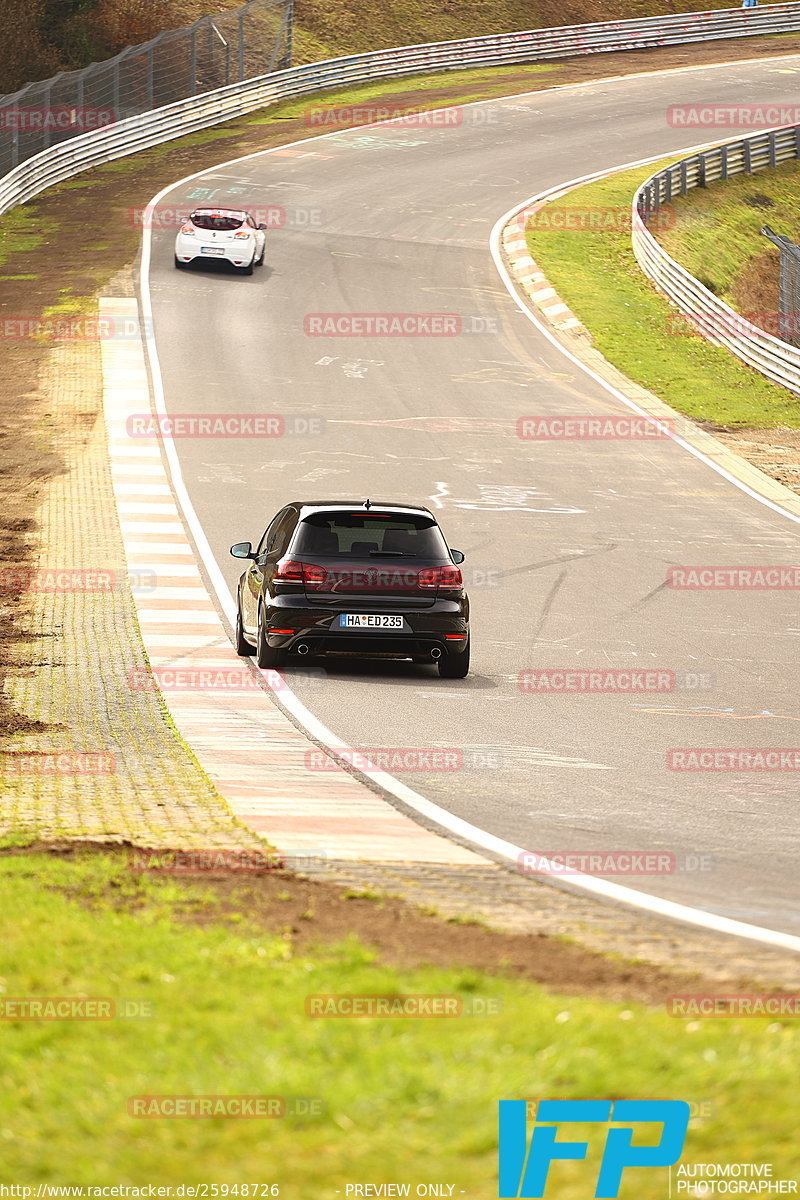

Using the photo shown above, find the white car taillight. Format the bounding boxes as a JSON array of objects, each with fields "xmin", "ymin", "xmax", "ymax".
[{"xmin": 180, "ymin": 224, "xmax": 195, "ymax": 235}]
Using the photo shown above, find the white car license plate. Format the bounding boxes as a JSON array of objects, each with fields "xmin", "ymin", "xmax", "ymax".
[
  {"xmin": 339, "ymin": 614, "xmax": 403, "ymax": 630},
  {"xmin": 200, "ymin": 246, "xmax": 225, "ymax": 256}
]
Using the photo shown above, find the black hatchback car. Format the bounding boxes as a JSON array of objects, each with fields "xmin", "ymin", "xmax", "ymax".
[{"xmin": 231, "ymin": 501, "xmax": 470, "ymax": 677}]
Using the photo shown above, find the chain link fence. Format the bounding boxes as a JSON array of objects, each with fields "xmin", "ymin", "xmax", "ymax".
[
  {"xmin": 0, "ymin": 0, "xmax": 292, "ymax": 177},
  {"xmin": 762, "ymin": 224, "xmax": 800, "ymax": 346}
]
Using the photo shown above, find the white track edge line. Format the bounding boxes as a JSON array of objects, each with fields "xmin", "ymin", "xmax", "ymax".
[{"xmin": 137, "ymin": 67, "xmax": 800, "ymax": 955}]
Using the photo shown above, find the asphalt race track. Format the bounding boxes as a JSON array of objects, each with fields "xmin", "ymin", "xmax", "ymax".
[{"xmin": 145, "ymin": 57, "xmax": 800, "ymax": 935}]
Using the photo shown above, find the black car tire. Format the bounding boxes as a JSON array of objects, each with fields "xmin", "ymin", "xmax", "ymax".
[
  {"xmin": 240, "ymin": 256, "xmax": 255, "ymax": 276},
  {"xmin": 234, "ymin": 602, "xmax": 253, "ymax": 657},
  {"xmin": 256, "ymin": 606, "xmax": 285, "ymax": 669},
  {"xmin": 438, "ymin": 636, "xmax": 470, "ymax": 679},
  {"xmin": 174, "ymin": 255, "xmax": 184, "ymax": 269}
]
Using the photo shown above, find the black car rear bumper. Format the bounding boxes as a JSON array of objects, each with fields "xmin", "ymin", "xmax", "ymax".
[{"xmin": 260, "ymin": 600, "xmax": 468, "ymax": 659}]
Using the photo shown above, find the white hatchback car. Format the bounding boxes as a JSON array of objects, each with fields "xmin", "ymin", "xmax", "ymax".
[{"xmin": 174, "ymin": 208, "xmax": 267, "ymax": 275}]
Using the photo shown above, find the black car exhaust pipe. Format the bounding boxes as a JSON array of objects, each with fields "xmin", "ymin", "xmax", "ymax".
[
  {"xmin": 431, "ymin": 646, "xmax": 442, "ymax": 661},
  {"xmin": 297, "ymin": 643, "xmax": 310, "ymax": 656}
]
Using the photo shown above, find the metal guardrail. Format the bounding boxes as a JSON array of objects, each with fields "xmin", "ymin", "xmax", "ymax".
[
  {"xmin": 3, "ymin": 4, "xmax": 800, "ymax": 220},
  {"xmin": 634, "ymin": 125, "xmax": 800, "ymax": 396}
]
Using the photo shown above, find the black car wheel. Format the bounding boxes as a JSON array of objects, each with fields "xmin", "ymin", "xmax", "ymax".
[
  {"xmin": 256, "ymin": 606, "xmax": 285, "ymax": 669},
  {"xmin": 438, "ymin": 635, "xmax": 470, "ymax": 679},
  {"xmin": 234, "ymin": 601, "xmax": 253, "ymax": 657}
]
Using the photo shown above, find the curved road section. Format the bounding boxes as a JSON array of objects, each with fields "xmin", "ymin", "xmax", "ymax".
[{"xmin": 145, "ymin": 57, "xmax": 800, "ymax": 936}]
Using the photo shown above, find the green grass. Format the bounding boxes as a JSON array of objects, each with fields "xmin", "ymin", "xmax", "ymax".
[
  {"xmin": 0, "ymin": 204, "xmax": 49, "ymax": 267},
  {"xmin": 245, "ymin": 61, "xmax": 562, "ymax": 124},
  {"xmin": 656, "ymin": 158, "xmax": 800, "ymax": 306},
  {"xmin": 0, "ymin": 852, "xmax": 798, "ymax": 1189},
  {"xmin": 526, "ymin": 161, "xmax": 800, "ymax": 428}
]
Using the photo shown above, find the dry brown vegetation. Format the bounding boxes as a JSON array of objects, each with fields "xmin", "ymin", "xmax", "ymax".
[{"xmin": 1, "ymin": 0, "xmax": 742, "ymax": 94}]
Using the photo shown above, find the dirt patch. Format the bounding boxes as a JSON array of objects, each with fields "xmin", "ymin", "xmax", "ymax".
[
  {"xmin": 4, "ymin": 841, "xmax": 750, "ymax": 1005},
  {"xmin": 731, "ymin": 249, "xmax": 782, "ymax": 324},
  {"xmin": 3, "ymin": 35, "xmax": 800, "ymax": 741},
  {"xmin": 714, "ymin": 423, "xmax": 800, "ymax": 490}
]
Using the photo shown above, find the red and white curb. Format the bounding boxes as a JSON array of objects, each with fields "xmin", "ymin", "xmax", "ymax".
[
  {"xmin": 99, "ymin": 295, "xmax": 484, "ymax": 867},
  {"xmin": 502, "ymin": 204, "xmax": 583, "ymax": 333}
]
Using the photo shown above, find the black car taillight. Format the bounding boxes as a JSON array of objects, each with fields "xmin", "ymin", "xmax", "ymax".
[
  {"xmin": 418, "ymin": 566, "xmax": 462, "ymax": 590},
  {"xmin": 275, "ymin": 558, "xmax": 327, "ymax": 589}
]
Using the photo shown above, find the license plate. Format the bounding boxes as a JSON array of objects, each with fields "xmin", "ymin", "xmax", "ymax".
[
  {"xmin": 339, "ymin": 614, "xmax": 403, "ymax": 630},
  {"xmin": 200, "ymin": 246, "xmax": 225, "ymax": 256}
]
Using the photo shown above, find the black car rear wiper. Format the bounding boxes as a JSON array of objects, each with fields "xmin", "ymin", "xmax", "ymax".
[{"xmin": 368, "ymin": 551, "xmax": 416, "ymax": 557}]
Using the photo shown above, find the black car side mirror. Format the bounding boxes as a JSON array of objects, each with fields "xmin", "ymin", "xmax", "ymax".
[
  {"xmin": 257, "ymin": 223, "xmax": 267, "ymax": 231},
  {"xmin": 450, "ymin": 549, "xmax": 465, "ymax": 564},
  {"xmin": 230, "ymin": 541, "xmax": 255, "ymax": 559}
]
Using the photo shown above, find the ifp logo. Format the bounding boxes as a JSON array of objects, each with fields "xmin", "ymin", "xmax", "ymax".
[{"xmin": 498, "ymin": 1099, "xmax": 690, "ymax": 1198}]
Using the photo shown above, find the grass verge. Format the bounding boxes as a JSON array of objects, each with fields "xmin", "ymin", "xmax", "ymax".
[
  {"xmin": 654, "ymin": 157, "xmax": 800, "ymax": 318},
  {"xmin": 525, "ymin": 161, "xmax": 800, "ymax": 428},
  {"xmin": 0, "ymin": 851, "xmax": 798, "ymax": 1188}
]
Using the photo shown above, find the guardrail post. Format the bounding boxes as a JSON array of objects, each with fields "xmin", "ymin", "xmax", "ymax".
[
  {"xmin": 698, "ymin": 154, "xmax": 706, "ymax": 188},
  {"xmin": 680, "ymin": 159, "xmax": 688, "ymax": 196},
  {"xmin": 113, "ymin": 58, "xmax": 120, "ymax": 121},
  {"xmin": 42, "ymin": 81, "xmax": 53, "ymax": 150},
  {"xmin": 285, "ymin": 0, "xmax": 294, "ymax": 70},
  {"xmin": 796, "ymin": 126, "xmax": 800, "ymax": 160},
  {"xmin": 743, "ymin": 139, "xmax": 752, "ymax": 174},
  {"xmin": 238, "ymin": 8, "xmax": 246, "ymax": 81},
  {"xmin": 720, "ymin": 145, "xmax": 728, "ymax": 181},
  {"xmin": 146, "ymin": 43, "xmax": 155, "ymax": 109},
  {"xmin": 664, "ymin": 169, "xmax": 672, "ymax": 203}
]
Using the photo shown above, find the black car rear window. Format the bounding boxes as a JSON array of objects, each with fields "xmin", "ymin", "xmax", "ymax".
[
  {"xmin": 191, "ymin": 212, "xmax": 244, "ymax": 231},
  {"xmin": 293, "ymin": 513, "xmax": 448, "ymax": 558}
]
